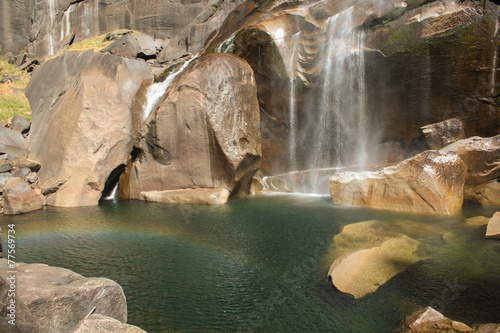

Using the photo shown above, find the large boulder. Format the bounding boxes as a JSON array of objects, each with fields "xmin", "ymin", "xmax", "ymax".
[
  {"xmin": 25, "ymin": 50, "xmax": 153, "ymax": 207},
  {"xmin": 330, "ymin": 150, "xmax": 468, "ymax": 215},
  {"xmin": 421, "ymin": 118, "xmax": 466, "ymax": 150},
  {"xmin": 2, "ymin": 177, "xmax": 43, "ymax": 215},
  {"xmin": 119, "ymin": 53, "xmax": 261, "ymax": 201},
  {"xmin": 0, "ymin": 260, "xmax": 128, "ymax": 333},
  {"xmin": 0, "ymin": 127, "xmax": 28, "ymax": 158},
  {"xmin": 441, "ymin": 135, "xmax": 500, "ymax": 188},
  {"xmin": 101, "ymin": 33, "xmax": 157, "ymax": 60},
  {"xmin": 465, "ymin": 180, "xmax": 500, "ymax": 206}
]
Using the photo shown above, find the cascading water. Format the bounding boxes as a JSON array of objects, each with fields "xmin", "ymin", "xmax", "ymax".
[
  {"xmin": 288, "ymin": 32, "xmax": 302, "ymax": 172},
  {"xmin": 310, "ymin": 6, "xmax": 368, "ymax": 171},
  {"xmin": 143, "ymin": 56, "xmax": 198, "ymax": 121},
  {"xmin": 48, "ymin": 0, "xmax": 56, "ymax": 56}
]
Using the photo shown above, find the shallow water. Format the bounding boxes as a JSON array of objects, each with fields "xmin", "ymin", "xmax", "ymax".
[{"xmin": 2, "ymin": 195, "xmax": 500, "ymax": 332}]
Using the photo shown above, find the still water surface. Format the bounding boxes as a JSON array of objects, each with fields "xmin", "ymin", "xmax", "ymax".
[{"xmin": 2, "ymin": 195, "xmax": 500, "ymax": 332}]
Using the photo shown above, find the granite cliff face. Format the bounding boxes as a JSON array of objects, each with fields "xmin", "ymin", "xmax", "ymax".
[{"xmin": 0, "ymin": 0, "xmax": 246, "ymax": 59}]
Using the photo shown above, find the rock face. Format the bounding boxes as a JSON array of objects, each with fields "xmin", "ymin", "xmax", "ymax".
[
  {"xmin": 141, "ymin": 188, "xmax": 231, "ymax": 205},
  {"xmin": 421, "ymin": 118, "xmax": 466, "ymax": 150},
  {"xmin": 486, "ymin": 212, "xmax": 500, "ymax": 239},
  {"xmin": 0, "ymin": 260, "xmax": 129, "ymax": 333},
  {"xmin": 465, "ymin": 180, "xmax": 500, "ymax": 206},
  {"xmin": 25, "ymin": 50, "xmax": 153, "ymax": 207},
  {"xmin": 2, "ymin": 177, "xmax": 43, "ymax": 215},
  {"xmin": 0, "ymin": 0, "xmax": 245, "ymax": 60},
  {"xmin": 119, "ymin": 53, "xmax": 261, "ymax": 201},
  {"xmin": 330, "ymin": 151, "xmax": 468, "ymax": 215}
]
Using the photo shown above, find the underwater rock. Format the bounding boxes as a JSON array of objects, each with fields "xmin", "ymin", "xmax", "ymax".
[
  {"xmin": 120, "ymin": 53, "xmax": 261, "ymax": 201},
  {"xmin": 25, "ymin": 50, "xmax": 153, "ymax": 207},
  {"xmin": 486, "ymin": 212, "xmax": 500, "ymax": 239},
  {"xmin": 0, "ymin": 259, "xmax": 128, "ymax": 333},
  {"xmin": 421, "ymin": 118, "xmax": 466, "ymax": 150},
  {"xmin": 330, "ymin": 150, "xmax": 467, "ymax": 215},
  {"xmin": 141, "ymin": 188, "xmax": 231, "ymax": 205},
  {"xmin": 328, "ymin": 235, "xmax": 423, "ymax": 299},
  {"xmin": 2, "ymin": 177, "xmax": 43, "ymax": 215}
]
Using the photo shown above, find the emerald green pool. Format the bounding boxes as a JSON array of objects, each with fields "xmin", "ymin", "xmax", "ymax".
[{"xmin": 2, "ymin": 195, "xmax": 500, "ymax": 332}]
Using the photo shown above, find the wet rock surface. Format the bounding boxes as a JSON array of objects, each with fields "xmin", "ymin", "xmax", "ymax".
[{"xmin": 330, "ymin": 151, "xmax": 468, "ymax": 215}]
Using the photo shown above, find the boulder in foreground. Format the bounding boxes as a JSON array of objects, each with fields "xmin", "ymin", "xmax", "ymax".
[
  {"xmin": 402, "ymin": 306, "xmax": 473, "ymax": 332},
  {"xmin": 0, "ymin": 260, "xmax": 129, "ymax": 333},
  {"xmin": 330, "ymin": 151, "xmax": 467, "ymax": 215}
]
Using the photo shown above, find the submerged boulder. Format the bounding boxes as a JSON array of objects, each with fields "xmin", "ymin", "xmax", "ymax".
[
  {"xmin": 2, "ymin": 177, "xmax": 43, "ymax": 215},
  {"xmin": 0, "ymin": 260, "xmax": 128, "ymax": 333},
  {"xmin": 25, "ymin": 50, "xmax": 153, "ymax": 207},
  {"xmin": 141, "ymin": 188, "xmax": 231, "ymax": 205},
  {"xmin": 328, "ymin": 234, "xmax": 423, "ymax": 299},
  {"xmin": 330, "ymin": 150, "xmax": 467, "ymax": 215},
  {"xmin": 119, "ymin": 53, "xmax": 261, "ymax": 201}
]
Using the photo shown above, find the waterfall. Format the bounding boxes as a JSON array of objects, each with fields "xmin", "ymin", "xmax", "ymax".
[
  {"xmin": 103, "ymin": 183, "xmax": 119, "ymax": 201},
  {"xmin": 288, "ymin": 32, "xmax": 301, "ymax": 172},
  {"xmin": 143, "ymin": 56, "xmax": 198, "ymax": 121},
  {"xmin": 307, "ymin": 6, "xmax": 369, "ymax": 171}
]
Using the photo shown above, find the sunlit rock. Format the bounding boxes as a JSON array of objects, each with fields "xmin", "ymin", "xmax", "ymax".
[
  {"xmin": 74, "ymin": 314, "xmax": 147, "ymax": 333},
  {"xmin": 421, "ymin": 118, "xmax": 466, "ymax": 150},
  {"xmin": 101, "ymin": 33, "xmax": 157, "ymax": 60},
  {"xmin": 441, "ymin": 135, "xmax": 500, "ymax": 188},
  {"xmin": 2, "ymin": 177, "xmax": 43, "ymax": 215},
  {"xmin": 401, "ymin": 306, "xmax": 473, "ymax": 332},
  {"xmin": 330, "ymin": 151, "xmax": 467, "ymax": 215},
  {"xmin": 486, "ymin": 212, "xmax": 500, "ymax": 239},
  {"xmin": 328, "ymin": 235, "xmax": 422, "ymax": 299},
  {"xmin": 465, "ymin": 180, "xmax": 500, "ymax": 207},
  {"xmin": 120, "ymin": 53, "xmax": 261, "ymax": 202},
  {"xmin": 25, "ymin": 50, "xmax": 153, "ymax": 207},
  {"xmin": 141, "ymin": 188, "xmax": 230, "ymax": 205},
  {"xmin": 0, "ymin": 260, "xmax": 128, "ymax": 333}
]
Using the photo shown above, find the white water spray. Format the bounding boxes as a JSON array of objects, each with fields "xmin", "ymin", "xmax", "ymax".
[
  {"xmin": 288, "ymin": 32, "xmax": 301, "ymax": 172},
  {"xmin": 143, "ymin": 56, "xmax": 198, "ymax": 121}
]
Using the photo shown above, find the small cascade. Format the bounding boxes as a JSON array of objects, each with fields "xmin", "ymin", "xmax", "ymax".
[
  {"xmin": 143, "ymin": 56, "xmax": 198, "ymax": 121},
  {"xmin": 103, "ymin": 183, "xmax": 119, "ymax": 201},
  {"xmin": 48, "ymin": 0, "xmax": 56, "ymax": 55}
]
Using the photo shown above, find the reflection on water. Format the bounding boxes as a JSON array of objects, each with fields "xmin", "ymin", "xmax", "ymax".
[{"xmin": 1, "ymin": 195, "xmax": 500, "ymax": 332}]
